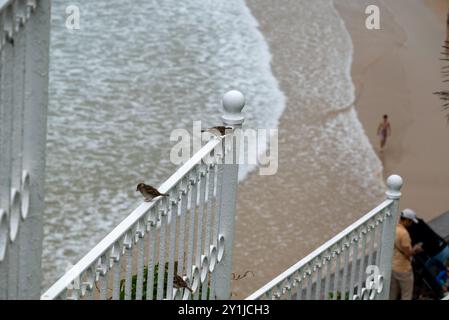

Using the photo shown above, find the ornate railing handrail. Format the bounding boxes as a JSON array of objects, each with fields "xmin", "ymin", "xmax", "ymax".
[
  {"xmin": 246, "ymin": 199, "xmax": 394, "ymax": 300},
  {"xmin": 41, "ymin": 90, "xmax": 247, "ymax": 300},
  {"xmin": 246, "ymin": 175, "xmax": 404, "ymax": 300},
  {"xmin": 41, "ymin": 138, "xmax": 222, "ymax": 300}
]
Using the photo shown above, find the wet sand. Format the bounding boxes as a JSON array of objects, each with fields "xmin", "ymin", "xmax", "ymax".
[
  {"xmin": 335, "ymin": 0, "xmax": 449, "ymax": 221},
  {"xmin": 230, "ymin": 0, "xmax": 386, "ymax": 298},
  {"xmin": 231, "ymin": 0, "xmax": 449, "ymax": 299}
]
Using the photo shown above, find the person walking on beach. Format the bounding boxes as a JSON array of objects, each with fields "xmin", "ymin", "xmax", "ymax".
[
  {"xmin": 377, "ymin": 114, "xmax": 391, "ymax": 151},
  {"xmin": 390, "ymin": 210, "xmax": 423, "ymax": 300}
]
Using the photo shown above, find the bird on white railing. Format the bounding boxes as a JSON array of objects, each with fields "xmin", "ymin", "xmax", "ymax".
[
  {"xmin": 201, "ymin": 126, "xmax": 233, "ymax": 136},
  {"xmin": 173, "ymin": 274, "xmax": 193, "ymax": 293},
  {"xmin": 136, "ymin": 183, "xmax": 168, "ymax": 202}
]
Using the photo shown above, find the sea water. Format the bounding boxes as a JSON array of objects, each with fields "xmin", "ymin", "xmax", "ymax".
[
  {"xmin": 44, "ymin": 0, "xmax": 384, "ymax": 293},
  {"xmin": 44, "ymin": 0, "xmax": 285, "ymax": 289}
]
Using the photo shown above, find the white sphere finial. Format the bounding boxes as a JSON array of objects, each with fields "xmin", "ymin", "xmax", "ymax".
[
  {"xmin": 385, "ymin": 174, "xmax": 403, "ymax": 200},
  {"xmin": 222, "ymin": 90, "xmax": 245, "ymax": 126}
]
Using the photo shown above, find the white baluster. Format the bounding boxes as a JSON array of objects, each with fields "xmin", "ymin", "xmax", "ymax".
[
  {"xmin": 97, "ymin": 256, "xmax": 109, "ymax": 300},
  {"xmin": 315, "ymin": 260, "xmax": 323, "ymax": 300},
  {"xmin": 156, "ymin": 198, "xmax": 169, "ymax": 300},
  {"xmin": 201, "ymin": 164, "xmax": 215, "ymax": 300},
  {"xmin": 375, "ymin": 218, "xmax": 382, "ymax": 271},
  {"xmin": 0, "ymin": 2, "xmax": 15, "ymax": 301},
  {"xmin": 123, "ymin": 233, "xmax": 133, "ymax": 300},
  {"xmin": 135, "ymin": 219, "xmax": 146, "ymax": 300},
  {"xmin": 210, "ymin": 159, "xmax": 223, "ymax": 299},
  {"xmin": 195, "ymin": 165, "xmax": 206, "ymax": 300},
  {"xmin": 19, "ymin": 0, "xmax": 51, "ymax": 299},
  {"xmin": 341, "ymin": 240, "xmax": 350, "ymax": 299},
  {"xmin": 111, "ymin": 242, "xmax": 122, "ymax": 300},
  {"xmin": 357, "ymin": 229, "xmax": 367, "ymax": 297},
  {"xmin": 305, "ymin": 269, "xmax": 313, "ymax": 300},
  {"xmin": 215, "ymin": 90, "xmax": 245, "ymax": 300},
  {"xmin": 295, "ymin": 273, "xmax": 303, "ymax": 300},
  {"xmin": 332, "ymin": 249, "xmax": 340, "ymax": 300},
  {"xmin": 146, "ymin": 207, "xmax": 158, "ymax": 300},
  {"xmin": 348, "ymin": 233, "xmax": 359, "ymax": 300},
  {"xmin": 379, "ymin": 175, "xmax": 403, "ymax": 300},
  {"xmin": 176, "ymin": 177, "xmax": 188, "ymax": 278},
  {"xmin": 166, "ymin": 188, "xmax": 178, "ymax": 300},
  {"xmin": 367, "ymin": 222, "xmax": 376, "ymax": 268},
  {"xmin": 185, "ymin": 168, "xmax": 198, "ymax": 297}
]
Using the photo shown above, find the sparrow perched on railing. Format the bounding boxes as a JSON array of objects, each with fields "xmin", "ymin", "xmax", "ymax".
[
  {"xmin": 136, "ymin": 182, "xmax": 168, "ymax": 202},
  {"xmin": 201, "ymin": 126, "xmax": 233, "ymax": 136},
  {"xmin": 173, "ymin": 274, "xmax": 193, "ymax": 293}
]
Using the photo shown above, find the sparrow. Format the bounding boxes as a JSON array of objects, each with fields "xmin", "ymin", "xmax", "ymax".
[
  {"xmin": 173, "ymin": 274, "xmax": 193, "ymax": 293},
  {"xmin": 136, "ymin": 182, "xmax": 168, "ymax": 202},
  {"xmin": 201, "ymin": 126, "xmax": 233, "ymax": 136}
]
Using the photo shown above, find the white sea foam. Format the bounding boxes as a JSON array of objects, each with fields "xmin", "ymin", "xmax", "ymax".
[
  {"xmin": 44, "ymin": 0, "xmax": 383, "ymax": 292},
  {"xmin": 44, "ymin": 0, "xmax": 286, "ymax": 290}
]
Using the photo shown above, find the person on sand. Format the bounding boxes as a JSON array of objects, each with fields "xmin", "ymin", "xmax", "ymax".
[{"xmin": 377, "ymin": 114, "xmax": 391, "ymax": 151}]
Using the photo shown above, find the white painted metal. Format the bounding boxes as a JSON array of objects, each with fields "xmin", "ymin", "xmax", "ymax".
[
  {"xmin": 348, "ymin": 231, "xmax": 359, "ymax": 300},
  {"xmin": 246, "ymin": 175, "xmax": 403, "ymax": 300},
  {"xmin": 194, "ymin": 165, "xmax": 207, "ymax": 300},
  {"xmin": 146, "ymin": 207, "xmax": 157, "ymax": 300},
  {"xmin": 333, "ymin": 249, "xmax": 341, "ymax": 300},
  {"xmin": 209, "ymin": 159, "xmax": 224, "ymax": 299},
  {"xmin": 135, "ymin": 220, "xmax": 145, "ymax": 300},
  {"xmin": 357, "ymin": 230, "xmax": 367, "ymax": 296},
  {"xmin": 185, "ymin": 167, "xmax": 198, "ymax": 299},
  {"xmin": 112, "ymin": 260, "xmax": 121, "ymax": 300},
  {"xmin": 323, "ymin": 252, "xmax": 331, "ymax": 300},
  {"xmin": 0, "ymin": 0, "xmax": 50, "ymax": 300},
  {"xmin": 202, "ymin": 165, "xmax": 215, "ymax": 300},
  {"xmin": 214, "ymin": 91, "xmax": 245, "ymax": 300},
  {"xmin": 156, "ymin": 199, "xmax": 168, "ymax": 300},
  {"xmin": 315, "ymin": 261, "xmax": 322, "ymax": 300},
  {"xmin": 341, "ymin": 239, "xmax": 350, "ymax": 298},
  {"xmin": 295, "ymin": 273, "xmax": 303, "ymax": 300},
  {"xmin": 378, "ymin": 175, "xmax": 403, "ymax": 300},
  {"xmin": 176, "ymin": 177, "xmax": 188, "ymax": 278},
  {"xmin": 166, "ymin": 188, "xmax": 178, "ymax": 300},
  {"xmin": 42, "ymin": 91, "xmax": 245, "ymax": 300}
]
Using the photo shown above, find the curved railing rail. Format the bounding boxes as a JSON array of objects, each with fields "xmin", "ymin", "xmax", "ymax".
[
  {"xmin": 41, "ymin": 90, "xmax": 246, "ymax": 300},
  {"xmin": 246, "ymin": 175, "xmax": 403, "ymax": 300}
]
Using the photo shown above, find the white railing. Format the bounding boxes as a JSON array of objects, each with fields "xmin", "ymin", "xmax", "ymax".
[
  {"xmin": 246, "ymin": 175, "xmax": 403, "ymax": 300},
  {"xmin": 0, "ymin": 0, "xmax": 51, "ymax": 299},
  {"xmin": 41, "ymin": 91, "xmax": 246, "ymax": 300}
]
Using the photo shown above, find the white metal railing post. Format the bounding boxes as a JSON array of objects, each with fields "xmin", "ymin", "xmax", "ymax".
[
  {"xmin": 214, "ymin": 90, "xmax": 245, "ymax": 300},
  {"xmin": 378, "ymin": 175, "xmax": 403, "ymax": 300},
  {"xmin": 1, "ymin": 0, "xmax": 50, "ymax": 300},
  {"xmin": 19, "ymin": 0, "xmax": 51, "ymax": 299}
]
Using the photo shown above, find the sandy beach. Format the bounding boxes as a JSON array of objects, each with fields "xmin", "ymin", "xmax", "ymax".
[
  {"xmin": 335, "ymin": 0, "xmax": 449, "ymax": 222},
  {"xmin": 230, "ymin": 0, "xmax": 449, "ymax": 298}
]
